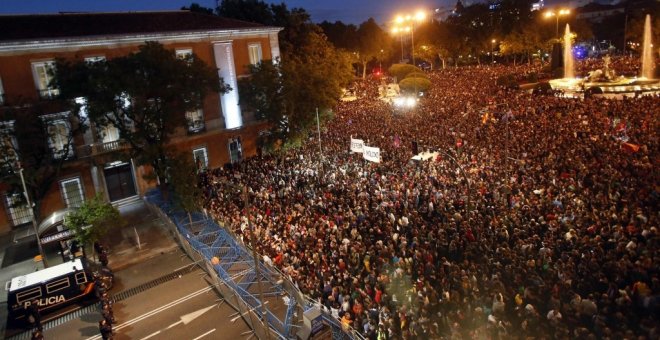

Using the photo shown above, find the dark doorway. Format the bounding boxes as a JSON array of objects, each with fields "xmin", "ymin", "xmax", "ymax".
[{"xmin": 104, "ymin": 163, "xmax": 136, "ymax": 202}]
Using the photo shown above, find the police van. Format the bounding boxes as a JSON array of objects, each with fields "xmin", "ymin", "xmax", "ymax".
[{"xmin": 7, "ymin": 258, "xmax": 109, "ymax": 324}]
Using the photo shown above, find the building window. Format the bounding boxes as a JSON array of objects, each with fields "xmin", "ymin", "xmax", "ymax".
[
  {"xmin": 186, "ymin": 109, "xmax": 204, "ymax": 132},
  {"xmin": 84, "ymin": 56, "xmax": 105, "ymax": 64},
  {"xmin": 4, "ymin": 193, "xmax": 33, "ymax": 227},
  {"xmin": 32, "ymin": 61, "xmax": 59, "ymax": 99},
  {"xmin": 176, "ymin": 49, "xmax": 193, "ymax": 60},
  {"xmin": 0, "ymin": 76, "xmax": 5, "ymax": 105},
  {"xmin": 60, "ymin": 178, "xmax": 84, "ymax": 208},
  {"xmin": 0, "ymin": 121, "xmax": 18, "ymax": 170},
  {"xmin": 228, "ymin": 137, "xmax": 242, "ymax": 163},
  {"xmin": 100, "ymin": 124, "xmax": 120, "ymax": 144},
  {"xmin": 41, "ymin": 113, "xmax": 74, "ymax": 159},
  {"xmin": 192, "ymin": 146, "xmax": 208, "ymax": 171},
  {"xmin": 248, "ymin": 44, "xmax": 262, "ymax": 65}
]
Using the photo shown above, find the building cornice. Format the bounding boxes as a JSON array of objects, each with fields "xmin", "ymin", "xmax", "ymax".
[{"xmin": 0, "ymin": 27, "xmax": 283, "ymax": 54}]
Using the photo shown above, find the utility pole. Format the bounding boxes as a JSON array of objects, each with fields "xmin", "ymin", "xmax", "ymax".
[
  {"xmin": 316, "ymin": 107, "xmax": 324, "ymax": 180},
  {"xmin": 19, "ymin": 167, "xmax": 48, "ymax": 267}
]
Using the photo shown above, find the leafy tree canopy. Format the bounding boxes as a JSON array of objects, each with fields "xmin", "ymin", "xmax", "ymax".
[
  {"xmin": 64, "ymin": 193, "xmax": 123, "ymax": 247},
  {"xmin": 0, "ymin": 100, "xmax": 87, "ymax": 222},
  {"xmin": 55, "ymin": 42, "xmax": 227, "ymax": 183}
]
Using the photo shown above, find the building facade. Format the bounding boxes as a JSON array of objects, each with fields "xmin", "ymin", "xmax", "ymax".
[{"xmin": 0, "ymin": 11, "xmax": 281, "ymax": 235}]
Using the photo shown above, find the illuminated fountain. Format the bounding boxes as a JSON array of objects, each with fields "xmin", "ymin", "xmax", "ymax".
[
  {"xmin": 641, "ymin": 14, "xmax": 656, "ymax": 80},
  {"xmin": 549, "ymin": 20, "xmax": 659, "ymax": 96}
]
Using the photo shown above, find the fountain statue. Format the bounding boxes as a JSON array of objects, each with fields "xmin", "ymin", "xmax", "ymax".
[
  {"xmin": 548, "ymin": 19, "xmax": 660, "ymax": 96},
  {"xmin": 641, "ymin": 14, "xmax": 655, "ymax": 79},
  {"xmin": 586, "ymin": 55, "xmax": 621, "ymax": 82},
  {"xmin": 563, "ymin": 24, "xmax": 574, "ymax": 79}
]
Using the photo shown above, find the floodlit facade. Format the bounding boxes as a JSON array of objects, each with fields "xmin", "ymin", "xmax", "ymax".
[{"xmin": 0, "ymin": 11, "xmax": 281, "ymax": 235}]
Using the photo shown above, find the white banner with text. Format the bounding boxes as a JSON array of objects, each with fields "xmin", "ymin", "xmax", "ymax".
[{"xmin": 363, "ymin": 146, "xmax": 381, "ymax": 163}]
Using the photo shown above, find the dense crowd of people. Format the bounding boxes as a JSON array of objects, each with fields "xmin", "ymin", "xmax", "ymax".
[{"xmin": 203, "ymin": 57, "xmax": 658, "ymax": 339}]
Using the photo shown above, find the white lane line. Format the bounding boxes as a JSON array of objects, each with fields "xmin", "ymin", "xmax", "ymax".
[
  {"xmin": 86, "ymin": 286, "xmax": 213, "ymax": 340},
  {"xmin": 166, "ymin": 320, "xmax": 183, "ymax": 329},
  {"xmin": 140, "ymin": 330, "xmax": 161, "ymax": 340},
  {"xmin": 192, "ymin": 328, "xmax": 216, "ymax": 340}
]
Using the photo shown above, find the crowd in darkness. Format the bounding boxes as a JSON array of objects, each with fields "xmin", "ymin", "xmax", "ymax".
[{"xmin": 202, "ymin": 58, "xmax": 658, "ymax": 339}]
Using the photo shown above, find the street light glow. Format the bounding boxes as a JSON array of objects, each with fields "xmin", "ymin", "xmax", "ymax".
[
  {"xmin": 492, "ymin": 39, "xmax": 496, "ymax": 44},
  {"xmin": 395, "ymin": 15, "xmax": 404, "ymax": 24},
  {"xmin": 415, "ymin": 11, "xmax": 426, "ymax": 21}
]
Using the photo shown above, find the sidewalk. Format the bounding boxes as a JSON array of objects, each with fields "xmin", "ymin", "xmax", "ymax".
[{"xmin": 102, "ymin": 200, "xmax": 179, "ymax": 271}]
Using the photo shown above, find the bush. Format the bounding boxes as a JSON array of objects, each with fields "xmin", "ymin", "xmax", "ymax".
[
  {"xmin": 389, "ymin": 64, "xmax": 422, "ymax": 82},
  {"xmin": 399, "ymin": 76, "xmax": 432, "ymax": 94},
  {"xmin": 496, "ymin": 74, "xmax": 519, "ymax": 89},
  {"xmin": 405, "ymin": 71, "xmax": 429, "ymax": 80}
]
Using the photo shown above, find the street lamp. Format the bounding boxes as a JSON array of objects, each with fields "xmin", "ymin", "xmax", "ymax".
[
  {"xmin": 391, "ymin": 26, "xmax": 410, "ymax": 63},
  {"xmin": 544, "ymin": 9, "xmax": 571, "ymax": 39},
  {"xmin": 391, "ymin": 10, "xmax": 427, "ymax": 66},
  {"xmin": 491, "ymin": 39, "xmax": 497, "ymax": 63}
]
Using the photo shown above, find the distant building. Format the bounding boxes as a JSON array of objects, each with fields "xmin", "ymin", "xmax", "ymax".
[
  {"xmin": 0, "ymin": 11, "xmax": 281, "ymax": 234},
  {"xmin": 531, "ymin": 0, "xmax": 545, "ymax": 11},
  {"xmin": 575, "ymin": 2, "xmax": 625, "ymax": 22}
]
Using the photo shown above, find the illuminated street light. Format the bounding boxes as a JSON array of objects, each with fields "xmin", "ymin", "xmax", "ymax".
[
  {"xmin": 391, "ymin": 10, "xmax": 427, "ymax": 67},
  {"xmin": 544, "ymin": 9, "xmax": 571, "ymax": 38},
  {"xmin": 491, "ymin": 39, "xmax": 497, "ymax": 63}
]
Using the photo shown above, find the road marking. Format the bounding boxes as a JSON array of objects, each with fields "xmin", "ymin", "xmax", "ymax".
[
  {"xmin": 193, "ymin": 328, "xmax": 216, "ymax": 340},
  {"xmin": 165, "ymin": 320, "xmax": 183, "ymax": 329},
  {"xmin": 140, "ymin": 330, "xmax": 161, "ymax": 340},
  {"xmin": 85, "ymin": 286, "xmax": 213, "ymax": 340}
]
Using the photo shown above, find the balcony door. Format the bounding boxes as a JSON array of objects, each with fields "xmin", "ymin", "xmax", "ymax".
[{"xmin": 103, "ymin": 162, "xmax": 136, "ymax": 202}]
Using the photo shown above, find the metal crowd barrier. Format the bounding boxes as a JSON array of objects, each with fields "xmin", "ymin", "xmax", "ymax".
[{"xmin": 143, "ymin": 189, "xmax": 363, "ymax": 340}]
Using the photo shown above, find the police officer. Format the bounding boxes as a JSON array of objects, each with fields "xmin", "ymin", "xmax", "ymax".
[
  {"xmin": 101, "ymin": 303, "xmax": 115, "ymax": 324},
  {"xmin": 26, "ymin": 299, "xmax": 42, "ymax": 331},
  {"xmin": 99, "ymin": 250, "xmax": 109, "ymax": 267},
  {"xmin": 99, "ymin": 319, "xmax": 113, "ymax": 340}
]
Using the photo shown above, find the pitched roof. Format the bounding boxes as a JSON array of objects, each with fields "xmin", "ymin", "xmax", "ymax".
[{"xmin": 0, "ymin": 11, "xmax": 268, "ymax": 42}]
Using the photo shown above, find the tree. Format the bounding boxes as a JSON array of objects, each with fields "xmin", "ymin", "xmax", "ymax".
[
  {"xmin": 55, "ymin": 42, "xmax": 228, "ymax": 188},
  {"xmin": 414, "ymin": 21, "xmax": 451, "ymax": 69},
  {"xmin": 0, "ymin": 99, "xmax": 87, "ymax": 243},
  {"xmin": 168, "ymin": 151, "xmax": 204, "ymax": 226},
  {"xmin": 216, "ymin": 0, "xmax": 273, "ymax": 24},
  {"xmin": 355, "ymin": 18, "xmax": 390, "ymax": 78},
  {"xmin": 64, "ymin": 193, "xmax": 123, "ymax": 255},
  {"xmin": 319, "ymin": 21, "xmax": 359, "ymax": 51},
  {"xmin": 239, "ymin": 44, "xmax": 353, "ymax": 145},
  {"xmin": 229, "ymin": 2, "xmax": 353, "ymax": 146},
  {"xmin": 181, "ymin": 3, "xmax": 214, "ymax": 15}
]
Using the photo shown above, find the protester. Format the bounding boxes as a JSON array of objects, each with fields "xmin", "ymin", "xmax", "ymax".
[{"xmin": 204, "ymin": 57, "xmax": 658, "ymax": 339}]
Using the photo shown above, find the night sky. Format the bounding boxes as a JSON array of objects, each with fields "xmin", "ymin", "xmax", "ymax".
[{"xmin": 0, "ymin": 0, "xmax": 454, "ymax": 25}]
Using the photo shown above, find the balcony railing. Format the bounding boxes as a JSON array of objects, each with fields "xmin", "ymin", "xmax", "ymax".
[
  {"xmin": 38, "ymin": 88, "xmax": 60, "ymax": 100},
  {"xmin": 76, "ymin": 139, "xmax": 129, "ymax": 158}
]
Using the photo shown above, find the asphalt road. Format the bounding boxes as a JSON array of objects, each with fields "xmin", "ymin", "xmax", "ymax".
[{"xmin": 40, "ymin": 250, "xmax": 254, "ymax": 340}]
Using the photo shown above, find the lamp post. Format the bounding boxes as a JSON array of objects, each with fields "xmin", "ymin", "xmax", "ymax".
[
  {"xmin": 18, "ymin": 167, "xmax": 48, "ymax": 267},
  {"xmin": 491, "ymin": 39, "xmax": 497, "ymax": 63},
  {"xmin": 544, "ymin": 9, "xmax": 571, "ymax": 39},
  {"xmin": 391, "ymin": 26, "xmax": 409, "ymax": 62},
  {"xmin": 393, "ymin": 11, "xmax": 427, "ymax": 67}
]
